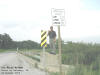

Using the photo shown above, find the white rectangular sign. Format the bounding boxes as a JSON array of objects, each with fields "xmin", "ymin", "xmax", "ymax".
[{"xmin": 51, "ymin": 8, "xmax": 65, "ymax": 26}]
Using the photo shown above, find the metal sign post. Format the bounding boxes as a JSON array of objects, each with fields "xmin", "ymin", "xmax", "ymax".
[
  {"xmin": 43, "ymin": 47, "xmax": 46, "ymax": 75},
  {"xmin": 41, "ymin": 30, "xmax": 47, "ymax": 75},
  {"xmin": 16, "ymin": 47, "xmax": 19, "ymax": 53},
  {"xmin": 51, "ymin": 8, "xmax": 65, "ymax": 75}
]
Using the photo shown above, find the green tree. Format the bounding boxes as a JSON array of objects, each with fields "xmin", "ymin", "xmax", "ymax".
[{"xmin": 0, "ymin": 33, "xmax": 13, "ymax": 49}]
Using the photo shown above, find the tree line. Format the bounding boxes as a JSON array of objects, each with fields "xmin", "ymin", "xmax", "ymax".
[{"xmin": 0, "ymin": 33, "xmax": 40, "ymax": 49}]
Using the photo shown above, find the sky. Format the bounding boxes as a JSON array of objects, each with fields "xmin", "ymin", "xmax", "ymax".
[{"xmin": 0, "ymin": 0, "xmax": 100, "ymax": 43}]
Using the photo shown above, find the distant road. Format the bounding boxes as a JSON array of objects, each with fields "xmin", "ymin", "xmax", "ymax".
[{"xmin": 0, "ymin": 52, "xmax": 45, "ymax": 75}]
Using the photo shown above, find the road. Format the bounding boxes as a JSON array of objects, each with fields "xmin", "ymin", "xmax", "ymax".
[{"xmin": 0, "ymin": 52, "xmax": 45, "ymax": 75}]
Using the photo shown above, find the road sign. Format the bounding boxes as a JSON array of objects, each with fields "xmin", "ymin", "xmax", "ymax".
[
  {"xmin": 41, "ymin": 30, "xmax": 47, "ymax": 47},
  {"xmin": 51, "ymin": 8, "xmax": 65, "ymax": 75},
  {"xmin": 41, "ymin": 30, "xmax": 47, "ymax": 75},
  {"xmin": 51, "ymin": 8, "xmax": 65, "ymax": 26}
]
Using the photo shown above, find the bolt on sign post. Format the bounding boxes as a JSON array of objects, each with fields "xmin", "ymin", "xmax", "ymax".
[
  {"xmin": 51, "ymin": 8, "xmax": 65, "ymax": 75},
  {"xmin": 41, "ymin": 30, "xmax": 47, "ymax": 75}
]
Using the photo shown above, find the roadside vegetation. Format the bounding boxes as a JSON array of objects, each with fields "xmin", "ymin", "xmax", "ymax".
[
  {"xmin": 0, "ymin": 49, "xmax": 6, "ymax": 52},
  {"xmin": 59, "ymin": 41, "xmax": 100, "ymax": 75},
  {"xmin": 0, "ymin": 33, "xmax": 100, "ymax": 75},
  {"xmin": 0, "ymin": 49, "xmax": 17, "ymax": 53}
]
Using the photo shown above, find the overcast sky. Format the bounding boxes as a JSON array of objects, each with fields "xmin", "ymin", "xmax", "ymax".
[{"xmin": 0, "ymin": 0, "xmax": 100, "ymax": 43}]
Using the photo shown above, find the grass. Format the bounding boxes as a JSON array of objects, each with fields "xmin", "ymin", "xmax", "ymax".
[
  {"xmin": 67, "ymin": 64, "xmax": 100, "ymax": 75},
  {"xmin": 0, "ymin": 49, "xmax": 5, "ymax": 52},
  {"xmin": 0, "ymin": 49, "xmax": 17, "ymax": 53}
]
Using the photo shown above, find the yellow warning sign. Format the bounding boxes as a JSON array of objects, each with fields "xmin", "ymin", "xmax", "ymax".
[{"xmin": 41, "ymin": 30, "xmax": 47, "ymax": 47}]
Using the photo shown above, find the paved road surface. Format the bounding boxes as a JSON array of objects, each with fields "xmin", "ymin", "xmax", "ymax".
[{"xmin": 0, "ymin": 52, "xmax": 45, "ymax": 75}]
